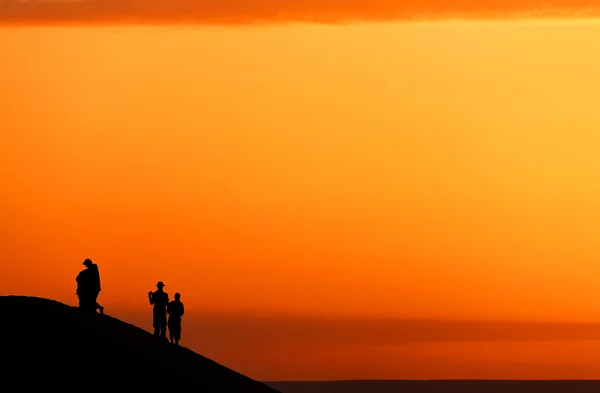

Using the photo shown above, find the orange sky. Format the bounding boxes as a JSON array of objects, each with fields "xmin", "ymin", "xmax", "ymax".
[
  {"xmin": 3, "ymin": 19, "xmax": 600, "ymax": 380},
  {"xmin": 3, "ymin": 0, "xmax": 600, "ymax": 24}
]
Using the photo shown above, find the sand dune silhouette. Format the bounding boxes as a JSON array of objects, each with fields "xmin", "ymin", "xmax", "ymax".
[{"xmin": 0, "ymin": 295, "xmax": 279, "ymax": 392}]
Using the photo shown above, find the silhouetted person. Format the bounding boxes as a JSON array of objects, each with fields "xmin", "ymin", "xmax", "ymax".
[
  {"xmin": 148, "ymin": 281, "xmax": 169, "ymax": 340},
  {"xmin": 167, "ymin": 292, "xmax": 184, "ymax": 345},
  {"xmin": 76, "ymin": 258, "xmax": 104, "ymax": 314},
  {"xmin": 76, "ymin": 266, "xmax": 92, "ymax": 312},
  {"xmin": 86, "ymin": 259, "xmax": 104, "ymax": 314}
]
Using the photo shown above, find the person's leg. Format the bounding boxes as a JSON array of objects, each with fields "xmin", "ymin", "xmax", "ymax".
[
  {"xmin": 160, "ymin": 320, "xmax": 168, "ymax": 340},
  {"xmin": 78, "ymin": 294, "xmax": 88, "ymax": 310},
  {"xmin": 92, "ymin": 291, "xmax": 104, "ymax": 314},
  {"xmin": 175, "ymin": 325, "xmax": 181, "ymax": 345},
  {"xmin": 153, "ymin": 318, "xmax": 160, "ymax": 337},
  {"xmin": 80, "ymin": 294, "xmax": 94, "ymax": 312}
]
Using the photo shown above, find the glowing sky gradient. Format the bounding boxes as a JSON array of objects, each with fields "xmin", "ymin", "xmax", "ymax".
[{"xmin": 3, "ymin": 11, "xmax": 600, "ymax": 380}]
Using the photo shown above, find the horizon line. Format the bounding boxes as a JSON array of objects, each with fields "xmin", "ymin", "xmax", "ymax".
[
  {"xmin": 264, "ymin": 378, "xmax": 600, "ymax": 381},
  {"xmin": 6, "ymin": 296, "xmax": 600, "ymax": 326}
]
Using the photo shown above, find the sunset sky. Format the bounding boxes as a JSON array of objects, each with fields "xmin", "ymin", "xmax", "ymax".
[{"xmin": 3, "ymin": 0, "xmax": 600, "ymax": 381}]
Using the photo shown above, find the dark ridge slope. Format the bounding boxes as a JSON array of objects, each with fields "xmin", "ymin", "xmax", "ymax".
[{"xmin": 0, "ymin": 296, "xmax": 279, "ymax": 392}]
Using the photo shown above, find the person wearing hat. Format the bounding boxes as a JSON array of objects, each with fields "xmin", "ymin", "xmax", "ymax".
[
  {"xmin": 148, "ymin": 281, "xmax": 169, "ymax": 340},
  {"xmin": 76, "ymin": 258, "xmax": 104, "ymax": 314}
]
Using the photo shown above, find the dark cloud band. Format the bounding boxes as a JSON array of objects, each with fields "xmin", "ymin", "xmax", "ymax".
[{"xmin": 1, "ymin": 0, "xmax": 600, "ymax": 25}]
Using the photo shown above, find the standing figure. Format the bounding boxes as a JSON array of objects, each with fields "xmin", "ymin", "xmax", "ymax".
[
  {"xmin": 76, "ymin": 263, "xmax": 93, "ymax": 312},
  {"xmin": 85, "ymin": 259, "xmax": 104, "ymax": 314},
  {"xmin": 167, "ymin": 292, "xmax": 185, "ymax": 345},
  {"xmin": 148, "ymin": 281, "xmax": 169, "ymax": 340},
  {"xmin": 76, "ymin": 258, "xmax": 103, "ymax": 313}
]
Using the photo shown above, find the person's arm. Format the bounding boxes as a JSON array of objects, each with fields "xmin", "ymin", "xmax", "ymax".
[
  {"xmin": 148, "ymin": 291, "xmax": 154, "ymax": 305},
  {"xmin": 181, "ymin": 303, "xmax": 184, "ymax": 316},
  {"xmin": 93, "ymin": 266, "xmax": 101, "ymax": 291}
]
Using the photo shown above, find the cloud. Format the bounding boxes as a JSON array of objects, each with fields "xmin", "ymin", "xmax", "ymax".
[
  {"xmin": 1, "ymin": 0, "xmax": 600, "ymax": 25},
  {"xmin": 119, "ymin": 311, "xmax": 600, "ymax": 350}
]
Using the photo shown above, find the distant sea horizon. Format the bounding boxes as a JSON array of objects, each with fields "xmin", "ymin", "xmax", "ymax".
[{"xmin": 265, "ymin": 379, "xmax": 600, "ymax": 393}]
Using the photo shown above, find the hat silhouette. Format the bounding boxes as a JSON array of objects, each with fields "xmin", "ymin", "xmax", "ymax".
[
  {"xmin": 156, "ymin": 281, "xmax": 165, "ymax": 287},
  {"xmin": 83, "ymin": 259, "xmax": 92, "ymax": 266}
]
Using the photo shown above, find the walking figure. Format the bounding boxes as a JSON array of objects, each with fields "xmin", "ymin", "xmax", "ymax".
[
  {"xmin": 76, "ymin": 258, "xmax": 104, "ymax": 314},
  {"xmin": 148, "ymin": 281, "xmax": 169, "ymax": 340},
  {"xmin": 167, "ymin": 292, "xmax": 185, "ymax": 345}
]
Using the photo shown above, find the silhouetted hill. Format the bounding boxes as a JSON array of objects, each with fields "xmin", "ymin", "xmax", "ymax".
[
  {"xmin": 267, "ymin": 380, "xmax": 600, "ymax": 393},
  {"xmin": 0, "ymin": 296, "xmax": 279, "ymax": 392}
]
